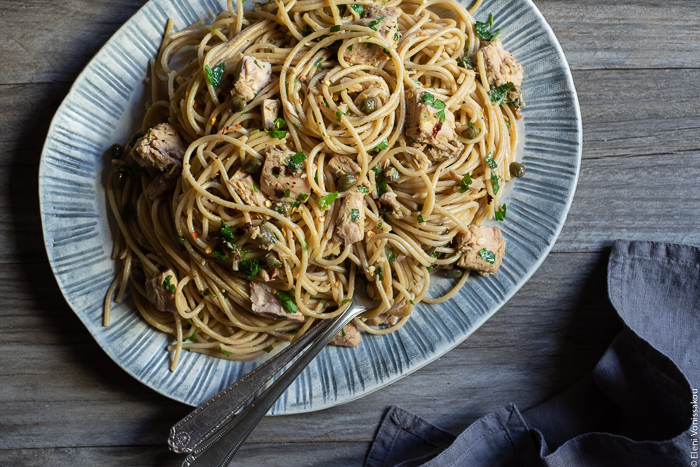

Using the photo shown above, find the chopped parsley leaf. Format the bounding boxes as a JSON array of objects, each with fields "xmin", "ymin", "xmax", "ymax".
[
  {"xmin": 336, "ymin": 109, "xmax": 343, "ymax": 122},
  {"xmin": 455, "ymin": 173, "xmax": 472, "ymax": 193},
  {"xmin": 368, "ymin": 16, "xmax": 385, "ymax": 31},
  {"xmin": 330, "ymin": 25, "xmax": 341, "ymax": 32},
  {"xmin": 204, "ymin": 63, "xmax": 225, "ymax": 86},
  {"xmin": 284, "ymin": 151, "xmax": 306, "ymax": 174},
  {"xmin": 239, "ymin": 259, "xmax": 261, "ymax": 280},
  {"xmin": 386, "ymin": 248, "xmax": 396, "ymax": 262},
  {"xmin": 358, "ymin": 186, "xmax": 370, "ymax": 193},
  {"xmin": 283, "ymin": 189, "xmax": 291, "ymax": 198},
  {"xmin": 264, "ymin": 129, "xmax": 288, "ymax": 139},
  {"xmin": 489, "ymin": 82, "xmax": 518, "ymax": 105},
  {"xmin": 314, "ymin": 57, "xmax": 323, "ymax": 69},
  {"xmin": 375, "ymin": 267, "xmax": 384, "ymax": 281},
  {"xmin": 491, "ymin": 173, "xmax": 500, "ymax": 195},
  {"xmin": 220, "ymin": 347, "xmax": 230, "ymax": 357},
  {"xmin": 351, "ymin": 208, "xmax": 360, "ymax": 222},
  {"xmin": 263, "ymin": 345, "xmax": 274, "ymax": 353},
  {"xmin": 485, "ymin": 152, "xmax": 498, "ymax": 169},
  {"xmin": 421, "ymin": 92, "xmax": 446, "ymax": 122},
  {"xmin": 210, "ymin": 247, "xmax": 228, "ymax": 260},
  {"xmin": 273, "ymin": 118, "xmax": 287, "ymax": 131},
  {"xmin": 417, "ymin": 214, "xmax": 425, "ymax": 223},
  {"xmin": 318, "ymin": 191, "xmax": 338, "ymax": 210},
  {"xmin": 475, "ymin": 13, "xmax": 503, "ymax": 41},
  {"xmin": 174, "ymin": 235, "xmax": 185, "ymax": 245},
  {"xmin": 215, "ymin": 220, "xmax": 237, "ymax": 248},
  {"xmin": 162, "ymin": 275, "xmax": 176, "ymax": 292},
  {"xmin": 185, "ymin": 327, "xmax": 197, "ymax": 342},
  {"xmin": 479, "ymin": 248, "xmax": 496, "ymax": 264},
  {"xmin": 494, "ymin": 203, "xmax": 506, "ymax": 221},
  {"xmin": 276, "ymin": 289, "xmax": 298, "ymax": 313},
  {"xmin": 350, "ymin": 4, "xmax": 364, "ymax": 17},
  {"xmin": 373, "ymin": 139, "xmax": 389, "ymax": 151}
]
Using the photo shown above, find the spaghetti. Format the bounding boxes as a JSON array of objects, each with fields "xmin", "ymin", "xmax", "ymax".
[{"xmin": 105, "ymin": 0, "xmax": 524, "ymax": 369}]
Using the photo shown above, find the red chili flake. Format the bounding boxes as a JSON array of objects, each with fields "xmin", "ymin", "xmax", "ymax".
[
  {"xmin": 272, "ymin": 166, "xmax": 281, "ymax": 178},
  {"xmin": 268, "ymin": 268, "xmax": 276, "ymax": 276},
  {"xmin": 432, "ymin": 121, "xmax": 443, "ymax": 139}
]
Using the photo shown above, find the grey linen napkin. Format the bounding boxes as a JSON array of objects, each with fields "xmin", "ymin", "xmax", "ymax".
[{"xmin": 364, "ymin": 241, "xmax": 700, "ymax": 467}]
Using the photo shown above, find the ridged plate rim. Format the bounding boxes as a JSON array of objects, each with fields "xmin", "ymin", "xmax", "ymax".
[{"xmin": 38, "ymin": 0, "xmax": 582, "ymax": 412}]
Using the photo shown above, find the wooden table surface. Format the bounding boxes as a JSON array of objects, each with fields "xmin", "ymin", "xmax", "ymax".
[{"xmin": 2, "ymin": 0, "xmax": 699, "ymax": 465}]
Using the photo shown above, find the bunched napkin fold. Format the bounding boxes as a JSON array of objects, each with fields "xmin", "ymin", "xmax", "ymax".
[{"xmin": 365, "ymin": 241, "xmax": 700, "ymax": 467}]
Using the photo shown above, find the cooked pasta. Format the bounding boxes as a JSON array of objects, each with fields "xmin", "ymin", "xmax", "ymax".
[{"xmin": 105, "ymin": 0, "xmax": 524, "ymax": 369}]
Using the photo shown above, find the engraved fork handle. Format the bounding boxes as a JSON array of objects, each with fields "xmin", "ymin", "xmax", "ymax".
[
  {"xmin": 181, "ymin": 302, "xmax": 367, "ymax": 467},
  {"xmin": 168, "ymin": 318, "xmax": 332, "ymax": 453}
]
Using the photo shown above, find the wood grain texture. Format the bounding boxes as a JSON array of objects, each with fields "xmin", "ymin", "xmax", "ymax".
[{"xmin": 0, "ymin": 0, "xmax": 697, "ymax": 465}]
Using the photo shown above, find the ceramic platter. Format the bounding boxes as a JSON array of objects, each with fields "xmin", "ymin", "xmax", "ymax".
[{"xmin": 39, "ymin": 0, "xmax": 581, "ymax": 412}]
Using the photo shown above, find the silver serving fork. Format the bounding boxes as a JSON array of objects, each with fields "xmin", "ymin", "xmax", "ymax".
[{"xmin": 171, "ymin": 274, "xmax": 377, "ymax": 466}]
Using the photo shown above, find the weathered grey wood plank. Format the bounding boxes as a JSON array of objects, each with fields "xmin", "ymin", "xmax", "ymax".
[
  {"xmin": 0, "ymin": 250, "xmax": 620, "ymax": 450},
  {"xmin": 1, "ymin": 0, "xmax": 699, "ymax": 86},
  {"xmin": 0, "ymin": 442, "xmax": 371, "ymax": 467},
  {"xmin": 0, "ymin": 83, "xmax": 70, "ymax": 167},
  {"xmin": 1, "ymin": 68, "xmax": 699, "ymax": 265}
]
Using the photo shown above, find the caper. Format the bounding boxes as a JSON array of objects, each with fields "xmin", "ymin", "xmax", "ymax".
[
  {"xmin": 360, "ymin": 96, "xmax": 380, "ymax": 114},
  {"xmin": 509, "ymin": 162, "xmax": 526, "ymax": 178},
  {"xmin": 338, "ymin": 173, "xmax": 357, "ymax": 192},
  {"xmin": 257, "ymin": 224, "xmax": 277, "ymax": 249},
  {"xmin": 132, "ymin": 265, "xmax": 147, "ymax": 284},
  {"xmin": 384, "ymin": 167, "xmax": 400, "ymax": 183},
  {"xmin": 443, "ymin": 267, "xmax": 465, "ymax": 279},
  {"xmin": 461, "ymin": 126, "xmax": 481, "ymax": 140},
  {"xmin": 265, "ymin": 251, "xmax": 283, "ymax": 268},
  {"xmin": 111, "ymin": 144, "xmax": 124, "ymax": 159},
  {"xmin": 274, "ymin": 201, "xmax": 293, "ymax": 217},
  {"xmin": 230, "ymin": 94, "xmax": 246, "ymax": 112},
  {"xmin": 242, "ymin": 156, "xmax": 263, "ymax": 174}
]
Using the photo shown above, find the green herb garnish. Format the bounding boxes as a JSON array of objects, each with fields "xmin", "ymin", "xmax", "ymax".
[
  {"xmin": 491, "ymin": 173, "xmax": 500, "ymax": 195},
  {"xmin": 494, "ymin": 203, "xmax": 506, "ymax": 221},
  {"xmin": 162, "ymin": 275, "xmax": 176, "ymax": 292},
  {"xmin": 479, "ymin": 248, "xmax": 496, "ymax": 264},
  {"xmin": 485, "ymin": 152, "xmax": 497, "ymax": 169},
  {"xmin": 475, "ymin": 13, "xmax": 503, "ymax": 41},
  {"xmin": 210, "ymin": 247, "xmax": 228, "ymax": 260},
  {"xmin": 358, "ymin": 186, "xmax": 370, "ymax": 193},
  {"xmin": 330, "ymin": 25, "xmax": 341, "ymax": 32},
  {"xmin": 368, "ymin": 16, "xmax": 385, "ymax": 31},
  {"xmin": 351, "ymin": 208, "xmax": 360, "ymax": 222},
  {"xmin": 239, "ymin": 259, "xmax": 261, "ymax": 280},
  {"xmin": 318, "ymin": 191, "xmax": 339, "ymax": 210},
  {"xmin": 350, "ymin": 4, "xmax": 364, "ymax": 17},
  {"xmin": 456, "ymin": 173, "xmax": 472, "ymax": 193},
  {"xmin": 204, "ymin": 63, "xmax": 225, "ymax": 87},
  {"xmin": 276, "ymin": 289, "xmax": 298, "ymax": 313},
  {"xmin": 386, "ymin": 248, "xmax": 396, "ymax": 262},
  {"xmin": 489, "ymin": 82, "xmax": 518, "ymax": 105},
  {"xmin": 374, "ymin": 139, "xmax": 389, "ymax": 151},
  {"xmin": 375, "ymin": 267, "xmax": 384, "ymax": 281},
  {"xmin": 421, "ymin": 92, "xmax": 446, "ymax": 122},
  {"xmin": 264, "ymin": 129, "xmax": 288, "ymax": 139}
]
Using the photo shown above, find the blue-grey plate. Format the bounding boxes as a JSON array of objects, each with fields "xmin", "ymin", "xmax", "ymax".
[{"xmin": 39, "ymin": 0, "xmax": 581, "ymax": 412}]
